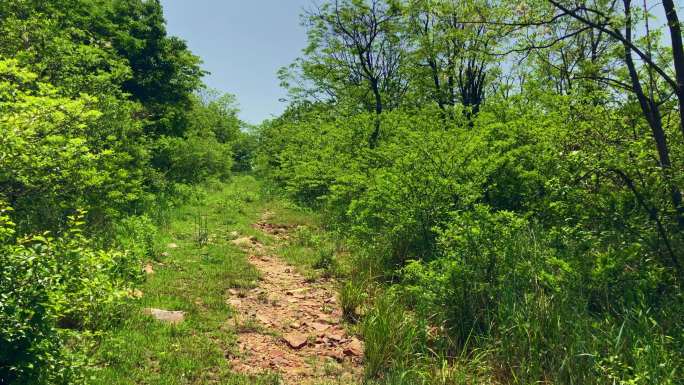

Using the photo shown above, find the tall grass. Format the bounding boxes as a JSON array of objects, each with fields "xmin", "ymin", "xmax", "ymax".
[
  {"xmin": 345, "ymin": 217, "xmax": 684, "ymax": 384},
  {"xmin": 361, "ymin": 291, "xmax": 496, "ymax": 385}
]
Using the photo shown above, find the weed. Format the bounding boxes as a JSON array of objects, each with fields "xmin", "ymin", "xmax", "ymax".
[
  {"xmin": 339, "ymin": 279, "xmax": 367, "ymax": 323},
  {"xmin": 362, "ymin": 293, "xmax": 427, "ymax": 379},
  {"xmin": 313, "ymin": 245, "xmax": 337, "ymax": 271},
  {"xmin": 195, "ymin": 212, "xmax": 209, "ymax": 246}
]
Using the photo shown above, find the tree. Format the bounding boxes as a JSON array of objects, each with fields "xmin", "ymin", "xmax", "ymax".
[
  {"xmin": 406, "ymin": 0, "xmax": 495, "ymax": 117},
  {"xmin": 539, "ymin": 0, "xmax": 684, "ymax": 244},
  {"xmin": 300, "ymin": 0, "xmax": 408, "ymax": 147},
  {"xmin": 475, "ymin": 0, "xmax": 684, "ymax": 273}
]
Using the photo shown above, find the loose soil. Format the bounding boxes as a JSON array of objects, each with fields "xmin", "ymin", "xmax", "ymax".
[{"xmin": 226, "ymin": 211, "xmax": 363, "ymax": 384}]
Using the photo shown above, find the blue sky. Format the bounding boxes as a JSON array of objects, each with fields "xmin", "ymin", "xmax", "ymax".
[{"xmin": 160, "ymin": 0, "xmax": 313, "ymax": 125}]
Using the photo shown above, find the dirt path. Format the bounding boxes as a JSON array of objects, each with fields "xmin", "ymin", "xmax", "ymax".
[{"xmin": 227, "ymin": 211, "xmax": 363, "ymax": 384}]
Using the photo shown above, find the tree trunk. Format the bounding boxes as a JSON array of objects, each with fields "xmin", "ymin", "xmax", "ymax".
[
  {"xmin": 369, "ymin": 79, "xmax": 383, "ymax": 148},
  {"xmin": 662, "ymin": 0, "xmax": 684, "ymax": 141},
  {"xmin": 428, "ymin": 58, "xmax": 446, "ymax": 110},
  {"xmin": 623, "ymin": 0, "xmax": 684, "ymax": 228}
]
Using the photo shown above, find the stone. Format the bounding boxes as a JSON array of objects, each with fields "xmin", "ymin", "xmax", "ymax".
[
  {"xmin": 283, "ymin": 332, "xmax": 308, "ymax": 349},
  {"xmin": 326, "ymin": 330, "xmax": 345, "ymax": 342},
  {"xmin": 256, "ymin": 313, "xmax": 271, "ymax": 325},
  {"xmin": 143, "ymin": 263, "xmax": 154, "ymax": 274},
  {"xmin": 167, "ymin": 242, "xmax": 178, "ymax": 249},
  {"xmin": 311, "ymin": 322, "xmax": 330, "ymax": 332},
  {"xmin": 325, "ymin": 349, "xmax": 345, "ymax": 362},
  {"xmin": 286, "ymin": 288, "xmax": 307, "ymax": 295},
  {"xmin": 228, "ymin": 298, "xmax": 242, "ymax": 307},
  {"xmin": 344, "ymin": 337, "xmax": 363, "ymax": 356},
  {"xmin": 270, "ymin": 356, "xmax": 289, "ymax": 367},
  {"xmin": 143, "ymin": 308, "xmax": 184, "ymax": 324}
]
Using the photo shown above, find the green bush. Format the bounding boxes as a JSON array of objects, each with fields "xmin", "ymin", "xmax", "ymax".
[
  {"xmin": 0, "ymin": 59, "xmax": 149, "ymax": 234},
  {"xmin": 232, "ymin": 132, "xmax": 258, "ymax": 172},
  {"xmin": 0, "ymin": 1, "xmax": 231, "ymax": 382},
  {"xmin": 0, "ymin": 207, "xmax": 135, "ymax": 384},
  {"xmin": 111, "ymin": 215, "xmax": 160, "ymax": 282},
  {"xmin": 259, "ymin": 97, "xmax": 684, "ymax": 383},
  {"xmin": 153, "ymin": 134, "xmax": 233, "ymax": 184}
]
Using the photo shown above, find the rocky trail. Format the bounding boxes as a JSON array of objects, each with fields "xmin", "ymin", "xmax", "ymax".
[{"xmin": 226, "ymin": 211, "xmax": 363, "ymax": 384}]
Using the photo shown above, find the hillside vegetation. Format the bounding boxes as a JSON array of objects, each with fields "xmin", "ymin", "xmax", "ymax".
[
  {"xmin": 0, "ymin": 1, "xmax": 249, "ymax": 383},
  {"xmin": 1, "ymin": 1, "xmax": 683, "ymax": 385},
  {"xmin": 258, "ymin": 0, "xmax": 684, "ymax": 384}
]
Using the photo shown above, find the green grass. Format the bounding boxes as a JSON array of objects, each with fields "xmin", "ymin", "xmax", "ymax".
[
  {"xmin": 91, "ymin": 175, "xmax": 281, "ymax": 385},
  {"xmin": 90, "ymin": 175, "xmax": 364, "ymax": 384},
  {"xmin": 91, "ymin": 173, "xmax": 509, "ymax": 385}
]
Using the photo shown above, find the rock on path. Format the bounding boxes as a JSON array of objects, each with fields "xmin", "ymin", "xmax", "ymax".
[{"xmin": 143, "ymin": 308, "xmax": 185, "ymax": 324}]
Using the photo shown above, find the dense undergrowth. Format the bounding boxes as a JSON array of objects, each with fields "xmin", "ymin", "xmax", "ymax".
[
  {"xmin": 256, "ymin": 0, "xmax": 684, "ymax": 384},
  {"xmin": 0, "ymin": 1, "xmax": 252, "ymax": 383},
  {"xmin": 259, "ymin": 104, "xmax": 684, "ymax": 385},
  {"xmin": 2, "ymin": 0, "xmax": 684, "ymax": 384}
]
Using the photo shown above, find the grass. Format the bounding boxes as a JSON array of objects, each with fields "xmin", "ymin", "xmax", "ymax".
[
  {"xmin": 92, "ymin": 172, "xmax": 532, "ymax": 385},
  {"xmin": 264, "ymin": 204, "xmax": 352, "ymax": 280},
  {"xmin": 93, "ymin": 177, "xmax": 682, "ymax": 385},
  {"xmin": 91, "ymin": 175, "xmax": 281, "ymax": 385},
  {"xmin": 90, "ymin": 175, "xmax": 364, "ymax": 385}
]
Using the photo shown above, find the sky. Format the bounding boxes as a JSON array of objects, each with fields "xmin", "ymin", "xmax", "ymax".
[
  {"xmin": 160, "ymin": 0, "xmax": 313, "ymax": 125},
  {"xmin": 158, "ymin": 0, "xmax": 683, "ymax": 125}
]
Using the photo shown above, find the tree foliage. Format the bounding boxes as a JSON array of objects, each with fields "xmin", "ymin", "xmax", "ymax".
[
  {"xmin": 261, "ymin": 0, "xmax": 684, "ymax": 383},
  {"xmin": 0, "ymin": 2, "xmax": 246, "ymax": 383}
]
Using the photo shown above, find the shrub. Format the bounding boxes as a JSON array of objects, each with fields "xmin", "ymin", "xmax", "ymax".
[
  {"xmin": 0, "ymin": 59, "xmax": 149, "ymax": 235},
  {"xmin": 232, "ymin": 132, "xmax": 257, "ymax": 172},
  {"xmin": 259, "ymin": 63, "xmax": 684, "ymax": 385},
  {"xmin": 0, "ymin": 206, "xmax": 135, "ymax": 384},
  {"xmin": 153, "ymin": 134, "xmax": 233, "ymax": 184},
  {"xmin": 111, "ymin": 215, "xmax": 159, "ymax": 280}
]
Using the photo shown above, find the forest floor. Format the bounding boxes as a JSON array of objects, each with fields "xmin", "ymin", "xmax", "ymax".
[{"xmin": 91, "ymin": 175, "xmax": 362, "ymax": 385}]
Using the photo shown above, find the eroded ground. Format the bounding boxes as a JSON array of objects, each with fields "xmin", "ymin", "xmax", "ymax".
[{"xmin": 226, "ymin": 212, "xmax": 363, "ymax": 384}]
